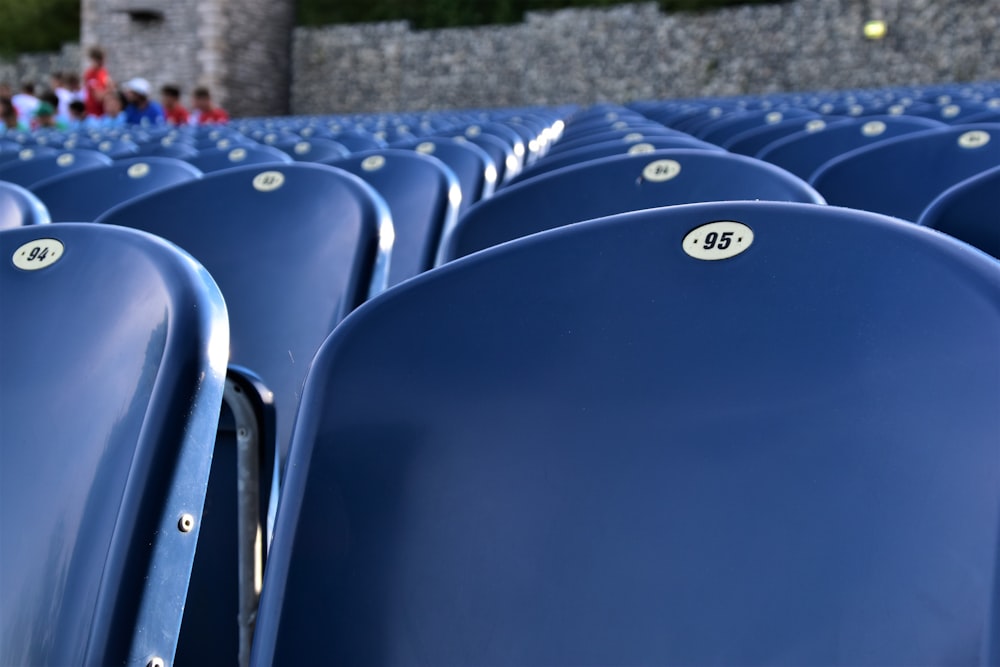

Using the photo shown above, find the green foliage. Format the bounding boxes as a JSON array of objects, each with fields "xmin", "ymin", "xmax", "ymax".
[
  {"xmin": 298, "ymin": 0, "xmax": 790, "ymax": 28},
  {"xmin": 0, "ymin": 0, "xmax": 80, "ymax": 57}
]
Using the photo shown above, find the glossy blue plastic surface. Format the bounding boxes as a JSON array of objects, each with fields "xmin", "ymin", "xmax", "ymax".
[
  {"xmin": 811, "ymin": 123, "xmax": 1000, "ymax": 221},
  {"xmin": 443, "ymin": 149, "xmax": 824, "ymax": 261},
  {"xmin": 723, "ymin": 117, "xmax": 852, "ymax": 156},
  {"xmin": 508, "ymin": 135, "xmax": 722, "ymax": 188},
  {"xmin": 187, "ymin": 145, "xmax": 293, "ymax": 173},
  {"xmin": 275, "ymin": 137, "xmax": 351, "ymax": 162},
  {"xmin": 0, "ymin": 223, "xmax": 228, "ymax": 666},
  {"xmin": 0, "ymin": 149, "xmax": 113, "ymax": 188},
  {"xmin": 390, "ymin": 137, "xmax": 497, "ymax": 215},
  {"xmin": 31, "ymin": 157, "xmax": 203, "ymax": 222},
  {"xmin": 96, "ymin": 163, "xmax": 389, "ymax": 459},
  {"xmin": 544, "ymin": 127, "xmax": 689, "ymax": 158},
  {"xmin": 918, "ymin": 163, "xmax": 1000, "ymax": 259},
  {"xmin": 755, "ymin": 115, "xmax": 945, "ymax": 179},
  {"xmin": 0, "ymin": 146, "xmax": 60, "ymax": 165},
  {"xmin": 696, "ymin": 108, "xmax": 817, "ymax": 144},
  {"xmin": 327, "ymin": 149, "xmax": 458, "ymax": 285},
  {"xmin": 137, "ymin": 142, "xmax": 201, "ymax": 160},
  {"xmin": 94, "ymin": 138, "xmax": 140, "ymax": 159},
  {"xmin": 0, "ymin": 181, "xmax": 51, "ymax": 229},
  {"xmin": 253, "ymin": 201, "xmax": 1000, "ymax": 666}
]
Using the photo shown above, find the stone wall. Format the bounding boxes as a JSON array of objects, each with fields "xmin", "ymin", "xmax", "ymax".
[
  {"xmin": 80, "ymin": 0, "xmax": 205, "ymax": 105},
  {"xmin": 0, "ymin": 44, "xmax": 81, "ymax": 91},
  {"xmin": 291, "ymin": 0, "xmax": 1000, "ymax": 114},
  {"xmin": 5, "ymin": 0, "xmax": 1000, "ymax": 117},
  {"xmin": 72, "ymin": 0, "xmax": 293, "ymax": 117}
]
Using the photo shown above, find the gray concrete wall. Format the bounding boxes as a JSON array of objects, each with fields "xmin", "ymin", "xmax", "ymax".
[{"xmin": 291, "ymin": 0, "xmax": 1000, "ymax": 114}]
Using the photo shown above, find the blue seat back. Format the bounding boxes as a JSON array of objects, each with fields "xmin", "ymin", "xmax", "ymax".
[
  {"xmin": 31, "ymin": 157, "xmax": 202, "ymax": 222},
  {"xmin": 0, "ymin": 149, "xmax": 113, "ymax": 188},
  {"xmin": 390, "ymin": 137, "xmax": 498, "ymax": 214},
  {"xmin": 95, "ymin": 138, "xmax": 140, "ymax": 159},
  {"xmin": 0, "ymin": 145, "xmax": 61, "ymax": 166},
  {"xmin": 696, "ymin": 108, "xmax": 817, "ymax": 145},
  {"xmin": 0, "ymin": 223, "xmax": 227, "ymax": 666},
  {"xmin": 507, "ymin": 135, "xmax": 723, "ymax": 188},
  {"xmin": 188, "ymin": 145, "xmax": 293, "ymax": 173},
  {"xmin": 96, "ymin": 163, "xmax": 390, "ymax": 459},
  {"xmin": 0, "ymin": 181, "xmax": 51, "ymax": 229},
  {"xmin": 811, "ymin": 124, "xmax": 1000, "ymax": 221},
  {"xmin": 918, "ymin": 164, "xmax": 1000, "ymax": 258},
  {"xmin": 544, "ymin": 126, "xmax": 689, "ymax": 158},
  {"xmin": 326, "ymin": 150, "xmax": 458, "ymax": 286},
  {"xmin": 756, "ymin": 115, "xmax": 945, "ymax": 179},
  {"xmin": 137, "ymin": 141, "xmax": 201, "ymax": 160},
  {"xmin": 276, "ymin": 137, "xmax": 351, "ymax": 162},
  {"xmin": 723, "ymin": 117, "xmax": 852, "ymax": 156},
  {"xmin": 443, "ymin": 149, "xmax": 824, "ymax": 261},
  {"xmin": 252, "ymin": 201, "xmax": 1000, "ymax": 666}
]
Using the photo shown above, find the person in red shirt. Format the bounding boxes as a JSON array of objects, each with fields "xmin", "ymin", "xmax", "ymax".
[
  {"xmin": 160, "ymin": 84, "xmax": 190, "ymax": 125},
  {"xmin": 191, "ymin": 86, "xmax": 230, "ymax": 125},
  {"xmin": 83, "ymin": 46, "xmax": 112, "ymax": 118}
]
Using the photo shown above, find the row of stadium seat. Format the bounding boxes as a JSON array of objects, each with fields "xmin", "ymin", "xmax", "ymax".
[{"xmin": 3, "ymin": 80, "xmax": 1000, "ymax": 666}]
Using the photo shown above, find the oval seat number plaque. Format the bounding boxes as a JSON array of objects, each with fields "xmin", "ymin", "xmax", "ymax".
[
  {"xmin": 683, "ymin": 221, "xmax": 754, "ymax": 261},
  {"xmin": 13, "ymin": 238, "xmax": 64, "ymax": 270}
]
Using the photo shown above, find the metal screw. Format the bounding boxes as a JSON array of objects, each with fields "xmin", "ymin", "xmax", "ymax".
[
  {"xmin": 178, "ymin": 514, "xmax": 195, "ymax": 533},
  {"xmin": 147, "ymin": 658, "xmax": 165, "ymax": 667}
]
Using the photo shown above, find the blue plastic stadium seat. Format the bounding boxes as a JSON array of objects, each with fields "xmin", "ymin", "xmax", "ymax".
[
  {"xmin": 0, "ymin": 145, "xmax": 61, "ymax": 166},
  {"xmin": 445, "ymin": 131, "xmax": 520, "ymax": 184},
  {"xmin": 723, "ymin": 117, "xmax": 851, "ymax": 156},
  {"xmin": 440, "ymin": 123, "xmax": 526, "ymax": 177},
  {"xmin": 0, "ymin": 149, "xmax": 112, "ymax": 188},
  {"xmin": 95, "ymin": 163, "xmax": 391, "ymax": 662},
  {"xmin": 0, "ymin": 181, "xmax": 51, "ymax": 229},
  {"xmin": 811, "ymin": 124, "xmax": 1000, "ymax": 221},
  {"xmin": 275, "ymin": 137, "xmax": 351, "ymax": 162},
  {"xmin": 696, "ymin": 108, "xmax": 818, "ymax": 145},
  {"xmin": 443, "ymin": 149, "xmax": 824, "ymax": 261},
  {"xmin": 96, "ymin": 163, "xmax": 391, "ymax": 460},
  {"xmin": 390, "ymin": 136, "xmax": 498, "ymax": 215},
  {"xmin": 325, "ymin": 149, "xmax": 459, "ymax": 286},
  {"xmin": 1, "ymin": 223, "xmax": 228, "ymax": 666},
  {"xmin": 94, "ymin": 138, "xmax": 140, "ymax": 159},
  {"xmin": 251, "ymin": 200, "xmax": 1000, "ymax": 666},
  {"xmin": 507, "ymin": 135, "xmax": 723, "ymax": 188},
  {"xmin": 136, "ymin": 141, "xmax": 201, "ymax": 160},
  {"xmin": 330, "ymin": 131, "xmax": 387, "ymax": 153},
  {"xmin": 544, "ymin": 127, "xmax": 690, "ymax": 158},
  {"xmin": 31, "ymin": 157, "xmax": 202, "ymax": 222},
  {"xmin": 756, "ymin": 115, "xmax": 945, "ymax": 180},
  {"xmin": 187, "ymin": 145, "xmax": 293, "ymax": 173},
  {"xmin": 918, "ymin": 164, "xmax": 1000, "ymax": 258}
]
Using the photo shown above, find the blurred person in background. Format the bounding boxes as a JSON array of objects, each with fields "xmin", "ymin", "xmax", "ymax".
[
  {"xmin": 32, "ymin": 102, "xmax": 65, "ymax": 131},
  {"xmin": 50, "ymin": 71, "xmax": 73, "ymax": 120},
  {"xmin": 67, "ymin": 100, "xmax": 87, "ymax": 130},
  {"xmin": 190, "ymin": 86, "xmax": 229, "ymax": 124},
  {"xmin": 11, "ymin": 82, "xmax": 39, "ymax": 125},
  {"xmin": 1, "ymin": 97, "xmax": 25, "ymax": 131},
  {"xmin": 123, "ymin": 78, "xmax": 164, "ymax": 126},
  {"xmin": 99, "ymin": 89, "xmax": 127, "ymax": 129},
  {"xmin": 84, "ymin": 46, "xmax": 112, "ymax": 117},
  {"xmin": 161, "ymin": 84, "xmax": 190, "ymax": 125}
]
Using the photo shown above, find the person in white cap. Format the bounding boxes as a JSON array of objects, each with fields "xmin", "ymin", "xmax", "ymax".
[{"xmin": 123, "ymin": 77, "xmax": 165, "ymax": 126}]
